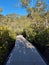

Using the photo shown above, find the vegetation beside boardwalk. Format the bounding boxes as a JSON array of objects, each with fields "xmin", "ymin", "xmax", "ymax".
[
  {"xmin": 0, "ymin": 0, "xmax": 49, "ymax": 65},
  {"xmin": 0, "ymin": 26, "xmax": 15, "ymax": 65},
  {"xmin": 0, "ymin": 12, "xmax": 49, "ymax": 64}
]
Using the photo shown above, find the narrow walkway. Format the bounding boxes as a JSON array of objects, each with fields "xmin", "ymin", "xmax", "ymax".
[{"xmin": 6, "ymin": 35, "xmax": 47, "ymax": 65}]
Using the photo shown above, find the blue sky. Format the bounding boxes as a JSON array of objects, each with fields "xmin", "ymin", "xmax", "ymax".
[{"xmin": 0, "ymin": 0, "xmax": 49, "ymax": 16}]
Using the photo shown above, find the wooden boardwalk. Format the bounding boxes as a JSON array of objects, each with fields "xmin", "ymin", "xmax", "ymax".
[{"xmin": 6, "ymin": 35, "xmax": 47, "ymax": 65}]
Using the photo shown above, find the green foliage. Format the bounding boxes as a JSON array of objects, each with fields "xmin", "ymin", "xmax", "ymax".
[
  {"xmin": 36, "ymin": 0, "xmax": 47, "ymax": 14},
  {"xmin": 0, "ymin": 26, "xmax": 15, "ymax": 65},
  {"xmin": 9, "ymin": 30, "xmax": 16, "ymax": 39},
  {"xmin": 0, "ymin": 5, "xmax": 49, "ymax": 65},
  {"xmin": 0, "ymin": 0, "xmax": 49, "ymax": 64},
  {"xmin": 22, "ymin": 26, "xmax": 49, "ymax": 48},
  {"xmin": 34, "ymin": 28, "xmax": 49, "ymax": 46},
  {"xmin": 20, "ymin": 0, "xmax": 31, "ymax": 8},
  {"xmin": 22, "ymin": 27, "xmax": 36, "ymax": 42}
]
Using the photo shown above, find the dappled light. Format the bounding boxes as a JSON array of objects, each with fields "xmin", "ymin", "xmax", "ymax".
[
  {"xmin": 6, "ymin": 35, "xmax": 46, "ymax": 65},
  {"xmin": 0, "ymin": 0, "xmax": 49, "ymax": 65}
]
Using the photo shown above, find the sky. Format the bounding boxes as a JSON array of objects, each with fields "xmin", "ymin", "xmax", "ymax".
[{"xmin": 0, "ymin": 0, "xmax": 49, "ymax": 16}]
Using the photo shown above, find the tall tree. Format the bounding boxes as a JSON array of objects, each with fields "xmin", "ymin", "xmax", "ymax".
[
  {"xmin": 20, "ymin": 0, "xmax": 47, "ymax": 14},
  {"xmin": 20, "ymin": 0, "xmax": 31, "ymax": 8},
  {"xmin": 0, "ymin": 8, "xmax": 3, "ymax": 18},
  {"xmin": 36, "ymin": 0, "xmax": 47, "ymax": 14},
  {"xmin": 0, "ymin": 8, "xmax": 2, "ymax": 13}
]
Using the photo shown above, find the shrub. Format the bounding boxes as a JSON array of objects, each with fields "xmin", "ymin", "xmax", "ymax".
[
  {"xmin": 22, "ymin": 27, "xmax": 36, "ymax": 43},
  {"xmin": 34, "ymin": 28, "xmax": 49, "ymax": 46},
  {"xmin": 0, "ymin": 26, "xmax": 15, "ymax": 65},
  {"xmin": 22, "ymin": 26, "xmax": 49, "ymax": 47}
]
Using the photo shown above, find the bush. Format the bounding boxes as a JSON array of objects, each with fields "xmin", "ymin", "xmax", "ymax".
[
  {"xmin": 34, "ymin": 28, "xmax": 49, "ymax": 46},
  {"xmin": 22, "ymin": 26, "xmax": 49, "ymax": 47},
  {"xmin": 22, "ymin": 27, "xmax": 36, "ymax": 43},
  {"xmin": 0, "ymin": 26, "xmax": 15, "ymax": 65}
]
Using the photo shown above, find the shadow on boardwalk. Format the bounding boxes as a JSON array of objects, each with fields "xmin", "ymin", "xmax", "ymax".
[{"xmin": 5, "ymin": 35, "xmax": 47, "ymax": 65}]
